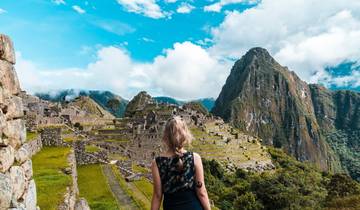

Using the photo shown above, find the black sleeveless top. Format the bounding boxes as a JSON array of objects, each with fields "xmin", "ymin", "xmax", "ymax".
[
  {"xmin": 155, "ymin": 151, "xmax": 196, "ymax": 194},
  {"xmin": 155, "ymin": 152, "xmax": 203, "ymax": 210}
]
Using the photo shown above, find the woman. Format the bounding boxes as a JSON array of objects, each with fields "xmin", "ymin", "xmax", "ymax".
[{"xmin": 151, "ymin": 116, "xmax": 211, "ymax": 210}]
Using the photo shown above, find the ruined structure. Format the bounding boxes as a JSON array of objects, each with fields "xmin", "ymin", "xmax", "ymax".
[
  {"xmin": 0, "ymin": 34, "xmax": 37, "ymax": 209},
  {"xmin": 40, "ymin": 127, "xmax": 63, "ymax": 146}
]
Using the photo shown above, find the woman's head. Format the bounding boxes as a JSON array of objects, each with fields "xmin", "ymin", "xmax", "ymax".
[{"xmin": 163, "ymin": 116, "xmax": 193, "ymax": 153}]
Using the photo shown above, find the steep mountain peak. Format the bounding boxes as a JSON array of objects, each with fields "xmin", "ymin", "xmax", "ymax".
[
  {"xmin": 124, "ymin": 91, "xmax": 155, "ymax": 117},
  {"xmin": 212, "ymin": 47, "xmax": 336, "ymax": 171},
  {"xmin": 238, "ymin": 47, "xmax": 276, "ymax": 68}
]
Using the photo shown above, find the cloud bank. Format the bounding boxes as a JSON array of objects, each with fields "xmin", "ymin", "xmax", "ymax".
[{"xmin": 16, "ymin": 42, "xmax": 229, "ymax": 100}]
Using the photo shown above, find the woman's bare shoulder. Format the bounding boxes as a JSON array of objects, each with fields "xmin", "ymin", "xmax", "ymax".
[{"xmin": 193, "ymin": 152, "xmax": 202, "ymax": 161}]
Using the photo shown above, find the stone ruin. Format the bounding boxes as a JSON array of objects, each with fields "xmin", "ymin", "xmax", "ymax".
[
  {"xmin": 40, "ymin": 127, "xmax": 64, "ymax": 147},
  {"xmin": 0, "ymin": 34, "xmax": 37, "ymax": 209},
  {"xmin": 74, "ymin": 141, "xmax": 108, "ymax": 165}
]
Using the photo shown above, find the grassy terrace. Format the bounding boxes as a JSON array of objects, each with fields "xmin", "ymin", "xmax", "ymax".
[
  {"xmin": 26, "ymin": 131, "xmax": 38, "ymax": 142},
  {"xmin": 112, "ymin": 165, "xmax": 153, "ymax": 210},
  {"xmin": 78, "ymin": 164, "xmax": 119, "ymax": 210},
  {"xmin": 32, "ymin": 147, "xmax": 72, "ymax": 210},
  {"xmin": 85, "ymin": 145, "xmax": 101, "ymax": 153},
  {"xmin": 189, "ymin": 125, "xmax": 270, "ymax": 166}
]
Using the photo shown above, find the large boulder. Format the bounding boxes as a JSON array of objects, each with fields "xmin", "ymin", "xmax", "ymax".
[
  {"xmin": 0, "ymin": 173, "xmax": 13, "ymax": 208},
  {"xmin": 0, "ymin": 34, "xmax": 16, "ymax": 64},
  {"xmin": 0, "ymin": 146, "xmax": 14, "ymax": 172},
  {"xmin": 9, "ymin": 166, "xmax": 26, "ymax": 200}
]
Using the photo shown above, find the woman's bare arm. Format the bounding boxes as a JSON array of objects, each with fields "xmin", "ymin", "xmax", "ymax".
[
  {"xmin": 151, "ymin": 159, "xmax": 163, "ymax": 210},
  {"xmin": 194, "ymin": 153, "xmax": 211, "ymax": 210}
]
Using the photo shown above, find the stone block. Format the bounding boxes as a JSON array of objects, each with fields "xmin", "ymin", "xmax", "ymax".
[
  {"xmin": 75, "ymin": 198, "xmax": 90, "ymax": 210},
  {"xmin": 0, "ymin": 34, "xmax": 16, "ymax": 64},
  {"xmin": 0, "ymin": 145, "xmax": 15, "ymax": 172},
  {"xmin": 21, "ymin": 160, "xmax": 33, "ymax": 180},
  {"xmin": 5, "ymin": 96, "xmax": 24, "ymax": 120},
  {"xmin": 23, "ymin": 179, "xmax": 37, "ymax": 210},
  {"xmin": 4, "ymin": 119, "xmax": 26, "ymax": 148},
  {"xmin": 10, "ymin": 166, "xmax": 26, "ymax": 199},
  {"xmin": 0, "ymin": 60, "xmax": 20, "ymax": 95},
  {"xmin": 0, "ymin": 173, "xmax": 12, "ymax": 209},
  {"xmin": 15, "ymin": 146, "xmax": 29, "ymax": 164}
]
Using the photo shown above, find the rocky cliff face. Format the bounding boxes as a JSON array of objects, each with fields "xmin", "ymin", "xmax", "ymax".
[
  {"xmin": 310, "ymin": 84, "xmax": 360, "ymax": 180},
  {"xmin": 0, "ymin": 34, "xmax": 37, "ymax": 209},
  {"xmin": 212, "ymin": 48, "xmax": 339, "ymax": 171}
]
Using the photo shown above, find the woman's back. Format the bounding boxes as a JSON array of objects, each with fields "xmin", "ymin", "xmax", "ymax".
[
  {"xmin": 155, "ymin": 151, "xmax": 203, "ymax": 210},
  {"xmin": 155, "ymin": 151, "xmax": 195, "ymax": 194}
]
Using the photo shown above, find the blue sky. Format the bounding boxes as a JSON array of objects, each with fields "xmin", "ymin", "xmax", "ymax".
[
  {"xmin": 0, "ymin": 0, "xmax": 253, "ymax": 68},
  {"xmin": 0, "ymin": 0, "xmax": 359, "ymax": 100}
]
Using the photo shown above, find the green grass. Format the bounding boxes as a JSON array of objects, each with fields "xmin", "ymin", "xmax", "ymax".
[
  {"xmin": 32, "ymin": 147, "xmax": 72, "ymax": 210},
  {"xmin": 132, "ymin": 164, "xmax": 149, "ymax": 173},
  {"xmin": 104, "ymin": 138, "xmax": 129, "ymax": 143},
  {"xmin": 61, "ymin": 129, "xmax": 73, "ymax": 135},
  {"xmin": 108, "ymin": 153, "xmax": 129, "ymax": 161},
  {"xmin": 111, "ymin": 165, "xmax": 149, "ymax": 210},
  {"xmin": 26, "ymin": 131, "xmax": 38, "ymax": 142},
  {"xmin": 133, "ymin": 178, "xmax": 153, "ymax": 200},
  {"xmin": 85, "ymin": 145, "xmax": 101, "ymax": 153},
  {"xmin": 78, "ymin": 164, "xmax": 119, "ymax": 210}
]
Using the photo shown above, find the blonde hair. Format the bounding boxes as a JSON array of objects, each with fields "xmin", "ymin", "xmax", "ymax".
[{"xmin": 163, "ymin": 116, "xmax": 193, "ymax": 171}]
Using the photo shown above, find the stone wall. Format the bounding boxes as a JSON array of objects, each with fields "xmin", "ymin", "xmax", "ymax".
[
  {"xmin": 0, "ymin": 34, "xmax": 37, "ymax": 209},
  {"xmin": 40, "ymin": 127, "xmax": 63, "ymax": 146},
  {"xmin": 23, "ymin": 137, "xmax": 42, "ymax": 157},
  {"xmin": 74, "ymin": 141, "xmax": 108, "ymax": 165},
  {"xmin": 59, "ymin": 150, "xmax": 90, "ymax": 210},
  {"xmin": 59, "ymin": 151, "xmax": 77, "ymax": 210}
]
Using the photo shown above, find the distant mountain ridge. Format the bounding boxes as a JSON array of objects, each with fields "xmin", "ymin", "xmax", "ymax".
[
  {"xmin": 36, "ymin": 89, "xmax": 128, "ymax": 117},
  {"xmin": 154, "ymin": 96, "xmax": 215, "ymax": 111},
  {"xmin": 36, "ymin": 89, "xmax": 215, "ymax": 117},
  {"xmin": 212, "ymin": 47, "xmax": 360, "ymax": 180}
]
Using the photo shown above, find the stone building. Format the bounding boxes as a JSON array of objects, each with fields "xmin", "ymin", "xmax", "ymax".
[{"xmin": 0, "ymin": 34, "xmax": 37, "ymax": 209}]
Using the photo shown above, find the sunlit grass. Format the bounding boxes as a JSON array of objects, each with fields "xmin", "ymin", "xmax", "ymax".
[
  {"xmin": 32, "ymin": 147, "xmax": 72, "ymax": 210},
  {"xmin": 78, "ymin": 164, "xmax": 119, "ymax": 210},
  {"xmin": 26, "ymin": 131, "xmax": 38, "ymax": 142},
  {"xmin": 85, "ymin": 145, "xmax": 101, "ymax": 153}
]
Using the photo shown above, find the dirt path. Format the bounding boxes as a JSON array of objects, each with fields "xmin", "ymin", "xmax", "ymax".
[{"xmin": 102, "ymin": 164, "xmax": 138, "ymax": 210}]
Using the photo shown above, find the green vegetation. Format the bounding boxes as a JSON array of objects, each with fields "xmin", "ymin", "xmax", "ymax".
[
  {"xmin": 85, "ymin": 145, "xmax": 101, "ymax": 153},
  {"xmin": 77, "ymin": 164, "xmax": 119, "ymax": 210},
  {"xmin": 26, "ymin": 131, "xmax": 38, "ymax": 142},
  {"xmin": 32, "ymin": 147, "xmax": 72, "ymax": 210},
  {"xmin": 133, "ymin": 178, "xmax": 153, "ymax": 200},
  {"xmin": 183, "ymin": 102, "xmax": 208, "ymax": 115},
  {"xmin": 325, "ymin": 130, "xmax": 360, "ymax": 181},
  {"xmin": 132, "ymin": 163, "xmax": 149, "ymax": 173},
  {"xmin": 104, "ymin": 138, "xmax": 129, "ymax": 143},
  {"xmin": 108, "ymin": 153, "xmax": 129, "ymax": 161},
  {"xmin": 111, "ymin": 165, "xmax": 150, "ymax": 209},
  {"xmin": 203, "ymin": 147, "xmax": 360, "ymax": 210}
]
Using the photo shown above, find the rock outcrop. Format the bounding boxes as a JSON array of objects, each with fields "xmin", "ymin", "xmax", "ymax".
[
  {"xmin": 212, "ymin": 48, "xmax": 337, "ymax": 171},
  {"xmin": 0, "ymin": 34, "xmax": 37, "ymax": 209}
]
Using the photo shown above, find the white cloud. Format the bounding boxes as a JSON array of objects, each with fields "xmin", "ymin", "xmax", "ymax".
[
  {"xmin": 91, "ymin": 18, "xmax": 135, "ymax": 36},
  {"xmin": 164, "ymin": 0, "xmax": 177, "ymax": 3},
  {"xmin": 141, "ymin": 37, "xmax": 155, "ymax": 42},
  {"xmin": 176, "ymin": 3, "xmax": 195, "ymax": 14},
  {"xmin": 16, "ymin": 42, "xmax": 229, "ymax": 100},
  {"xmin": 210, "ymin": 0, "xmax": 360, "ymax": 87},
  {"xmin": 72, "ymin": 5, "xmax": 86, "ymax": 14},
  {"xmin": 53, "ymin": 0, "xmax": 66, "ymax": 5},
  {"xmin": 204, "ymin": 0, "xmax": 258, "ymax": 12},
  {"xmin": 116, "ymin": 0, "xmax": 167, "ymax": 19},
  {"xmin": 0, "ymin": 8, "xmax": 7, "ymax": 14}
]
